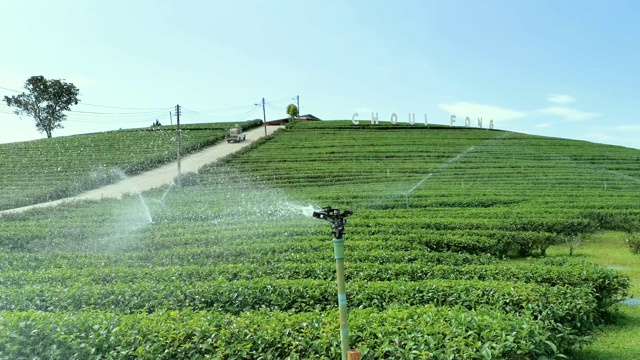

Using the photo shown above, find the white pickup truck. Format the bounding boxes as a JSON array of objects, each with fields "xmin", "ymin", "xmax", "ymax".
[{"xmin": 225, "ymin": 127, "xmax": 246, "ymax": 143}]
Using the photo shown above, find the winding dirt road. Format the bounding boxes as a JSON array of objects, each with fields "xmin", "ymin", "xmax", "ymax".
[{"xmin": 1, "ymin": 125, "xmax": 283, "ymax": 215}]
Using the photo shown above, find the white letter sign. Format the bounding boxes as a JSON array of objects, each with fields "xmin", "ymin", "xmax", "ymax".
[
  {"xmin": 346, "ymin": 110, "xmax": 497, "ymax": 130},
  {"xmin": 390, "ymin": 113, "xmax": 398, "ymax": 125}
]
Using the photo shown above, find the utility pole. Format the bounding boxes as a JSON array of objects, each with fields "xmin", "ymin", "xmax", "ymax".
[
  {"xmin": 262, "ymin": 97, "xmax": 266, "ymax": 136},
  {"xmin": 169, "ymin": 111, "xmax": 173, "ymax": 126},
  {"xmin": 175, "ymin": 104, "xmax": 181, "ymax": 187},
  {"xmin": 292, "ymin": 95, "xmax": 300, "ymax": 119}
]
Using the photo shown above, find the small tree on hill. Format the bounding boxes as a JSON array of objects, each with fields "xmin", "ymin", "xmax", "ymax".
[
  {"xmin": 286, "ymin": 103, "xmax": 299, "ymax": 122},
  {"xmin": 565, "ymin": 233, "xmax": 589, "ymax": 256},
  {"xmin": 3, "ymin": 75, "xmax": 80, "ymax": 138}
]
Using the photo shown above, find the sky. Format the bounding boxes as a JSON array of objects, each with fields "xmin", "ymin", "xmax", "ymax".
[{"xmin": 1, "ymin": 0, "xmax": 640, "ymax": 149}]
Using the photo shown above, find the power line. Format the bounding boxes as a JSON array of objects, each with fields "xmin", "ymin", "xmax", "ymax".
[
  {"xmin": 184, "ymin": 103, "xmax": 260, "ymax": 112},
  {"xmin": 265, "ymin": 101, "xmax": 286, "ymax": 113},
  {"xmin": 181, "ymin": 106, "xmax": 260, "ymax": 121},
  {"xmin": 1, "ymin": 83, "xmax": 171, "ymax": 111},
  {"xmin": 1, "ymin": 82, "xmax": 273, "ymax": 123},
  {"xmin": 72, "ymin": 109, "xmax": 169, "ymax": 116},
  {"xmin": 66, "ymin": 118, "xmax": 156, "ymax": 124},
  {"xmin": 76, "ymin": 103, "xmax": 170, "ymax": 111},
  {"xmin": 0, "ymin": 86, "xmax": 20, "ymax": 93}
]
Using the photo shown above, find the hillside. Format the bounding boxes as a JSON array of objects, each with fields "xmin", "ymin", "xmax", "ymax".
[
  {"xmin": 0, "ymin": 120, "xmax": 261, "ymax": 210},
  {"xmin": 245, "ymin": 121, "xmax": 640, "ymax": 232},
  {"xmin": 0, "ymin": 121, "xmax": 638, "ymax": 359}
]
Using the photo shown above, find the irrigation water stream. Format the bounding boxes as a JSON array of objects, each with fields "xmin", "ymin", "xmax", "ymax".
[{"xmin": 402, "ymin": 146, "xmax": 475, "ymax": 208}]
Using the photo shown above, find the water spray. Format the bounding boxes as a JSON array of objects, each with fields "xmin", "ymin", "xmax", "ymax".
[
  {"xmin": 312, "ymin": 206, "xmax": 358, "ymax": 360},
  {"xmin": 401, "ymin": 146, "xmax": 475, "ymax": 208}
]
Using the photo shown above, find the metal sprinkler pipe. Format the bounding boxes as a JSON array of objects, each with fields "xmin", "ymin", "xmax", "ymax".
[{"xmin": 312, "ymin": 206, "xmax": 354, "ymax": 360}]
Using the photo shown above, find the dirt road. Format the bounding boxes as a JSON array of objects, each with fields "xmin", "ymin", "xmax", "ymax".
[{"xmin": 1, "ymin": 125, "xmax": 283, "ymax": 214}]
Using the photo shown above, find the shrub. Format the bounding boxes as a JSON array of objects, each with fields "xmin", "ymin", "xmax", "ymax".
[
  {"xmin": 626, "ymin": 232, "xmax": 640, "ymax": 254},
  {"xmin": 0, "ymin": 306, "xmax": 566, "ymax": 359}
]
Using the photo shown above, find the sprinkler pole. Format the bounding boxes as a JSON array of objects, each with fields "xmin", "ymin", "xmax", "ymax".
[
  {"xmin": 313, "ymin": 207, "xmax": 354, "ymax": 360},
  {"xmin": 334, "ymin": 235, "xmax": 349, "ymax": 359}
]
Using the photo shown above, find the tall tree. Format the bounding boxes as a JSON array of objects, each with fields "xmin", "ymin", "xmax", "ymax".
[
  {"xmin": 4, "ymin": 76, "xmax": 80, "ymax": 138},
  {"xmin": 286, "ymin": 103, "xmax": 299, "ymax": 122}
]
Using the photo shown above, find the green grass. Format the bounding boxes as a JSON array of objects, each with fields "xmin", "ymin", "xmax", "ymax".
[
  {"xmin": 547, "ymin": 231, "xmax": 640, "ymax": 359},
  {"xmin": 546, "ymin": 231, "xmax": 639, "ymax": 297},
  {"xmin": 572, "ymin": 306, "xmax": 640, "ymax": 360}
]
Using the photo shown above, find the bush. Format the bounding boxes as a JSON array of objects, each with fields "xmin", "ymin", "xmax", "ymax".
[
  {"xmin": 0, "ymin": 306, "xmax": 566, "ymax": 359},
  {"xmin": 0, "ymin": 277, "xmax": 598, "ymax": 347},
  {"xmin": 626, "ymin": 232, "xmax": 640, "ymax": 254}
]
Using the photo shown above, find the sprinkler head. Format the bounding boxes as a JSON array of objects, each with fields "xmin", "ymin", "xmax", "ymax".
[{"xmin": 313, "ymin": 207, "xmax": 353, "ymax": 239}]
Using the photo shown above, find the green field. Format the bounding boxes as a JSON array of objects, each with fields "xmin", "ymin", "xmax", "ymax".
[
  {"xmin": 1, "ymin": 120, "xmax": 639, "ymax": 359},
  {"xmin": 0, "ymin": 120, "xmax": 261, "ymax": 210}
]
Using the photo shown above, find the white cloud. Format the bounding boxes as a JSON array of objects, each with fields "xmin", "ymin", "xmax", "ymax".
[
  {"xmin": 437, "ymin": 102, "xmax": 527, "ymax": 122},
  {"xmin": 537, "ymin": 106, "xmax": 600, "ymax": 121},
  {"xmin": 548, "ymin": 94, "xmax": 576, "ymax": 104}
]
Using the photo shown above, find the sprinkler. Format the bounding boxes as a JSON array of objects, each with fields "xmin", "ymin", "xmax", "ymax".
[
  {"xmin": 313, "ymin": 207, "xmax": 356, "ymax": 360},
  {"xmin": 312, "ymin": 207, "xmax": 352, "ymax": 239}
]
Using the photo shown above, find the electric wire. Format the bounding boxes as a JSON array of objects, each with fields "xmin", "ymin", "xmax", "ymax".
[
  {"xmin": 72, "ymin": 109, "xmax": 170, "ymax": 116},
  {"xmin": 185, "ymin": 103, "xmax": 260, "ymax": 113},
  {"xmin": 1, "ymin": 83, "xmax": 270, "ymax": 124},
  {"xmin": 0, "ymin": 86, "xmax": 20, "ymax": 93},
  {"xmin": 181, "ymin": 106, "xmax": 260, "ymax": 121},
  {"xmin": 76, "ymin": 103, "xmax": 171, "ymax": 111},
  {"xmin": 265, "ymin": 102, "xmax": 285, "ymax": 111},
  {"xmin": 66, "ymin": 118, "xmax": 158, "ymax": 124}
]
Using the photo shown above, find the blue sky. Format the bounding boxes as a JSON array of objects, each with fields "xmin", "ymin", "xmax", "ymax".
[{"xmin": 1, "ymin": 0, "xmax": 640, "ymax": 149}]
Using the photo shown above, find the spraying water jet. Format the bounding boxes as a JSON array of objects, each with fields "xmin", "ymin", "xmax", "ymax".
[{"xmin": 137, "ymin": 193, "xmax": 153, "ymax": 223}]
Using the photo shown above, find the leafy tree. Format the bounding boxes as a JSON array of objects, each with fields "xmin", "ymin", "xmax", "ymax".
[
  {"xmin": 3, "ymin": 75, "xmax": 80, "ymax": 138},
  {"xmin": 286, "ymin": 103, "xmax": 299, "ymax": 122}
]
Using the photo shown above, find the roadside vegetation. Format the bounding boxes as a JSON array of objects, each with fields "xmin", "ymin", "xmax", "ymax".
[
  {"xmin": 0, "ymin": 120, "xmax": 261, "ymax": 210},
  {"xmin": 1, "ymin": 120, "xmax": 638, "ymax": 358}
]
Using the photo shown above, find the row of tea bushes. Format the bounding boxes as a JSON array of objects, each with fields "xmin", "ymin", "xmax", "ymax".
[
  {"xmin": 0, "ymin": 305, "xmax": 567, "ymax": 359},
  {"xmin": 0, "ymin": 277, "xmax": 598, "ymax": 344}
]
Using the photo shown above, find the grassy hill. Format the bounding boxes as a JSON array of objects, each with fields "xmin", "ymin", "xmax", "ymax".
[
  {"xmin": 0, "ymin": 120, "xmax": 638, "ymax": 359},
  {"xmin": 0, "ymin": 120, "xmax": 261, "ymax": 210}
]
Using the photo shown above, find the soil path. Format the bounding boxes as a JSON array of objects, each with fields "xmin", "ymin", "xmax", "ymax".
[{"xmin": 1, "ymin": 125, "xmax": 283, "ymax": 215}]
